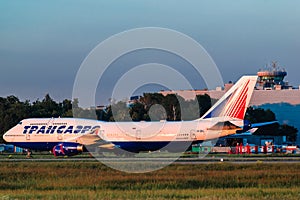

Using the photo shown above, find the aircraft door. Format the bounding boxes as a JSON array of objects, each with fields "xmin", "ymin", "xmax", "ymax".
[
  {"xmin": 47, "ymin": 117, "xmax": 55, "ymax": 126},
  {"xmin": 57, "ymin": 135, "xmax": 63, "ymax": 140},
  {"xmin": 136, "ymin": 130, "xmax": 141, "ymax": 140},
  {"xmin": 98, "ymin": 130, "xmax": 105, "ymax": 139},
  {"xmin": 190, "ymin": 129, "xmax": 197, "ymax": 140}
]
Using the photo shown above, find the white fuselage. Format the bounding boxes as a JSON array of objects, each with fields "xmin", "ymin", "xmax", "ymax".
[{"xmin": 3, "ymin": 117, "xmax": 240, "ymax": 152}]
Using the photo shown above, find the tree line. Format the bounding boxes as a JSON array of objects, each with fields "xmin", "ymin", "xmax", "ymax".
[{"xmin": 0, "ymin": 93, "xmax": 298, "ymax": 143}]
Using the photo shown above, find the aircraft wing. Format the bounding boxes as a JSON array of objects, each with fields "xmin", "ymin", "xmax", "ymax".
[{"xmin": 64, "ymin": 128, "xmax": 115, "ymax": 150}]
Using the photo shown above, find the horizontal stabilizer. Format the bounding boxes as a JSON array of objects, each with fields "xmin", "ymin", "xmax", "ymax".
[{"xmin": 251, "ymin": 121, "xmax": 278, "ymax": 128}]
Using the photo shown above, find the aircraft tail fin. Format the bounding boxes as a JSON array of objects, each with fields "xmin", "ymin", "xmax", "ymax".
[{"xmin": 200, "ymin": 76, "xmax": 257, "ymax": 120}]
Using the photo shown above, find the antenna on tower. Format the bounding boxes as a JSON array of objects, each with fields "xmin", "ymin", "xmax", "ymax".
[{"xmin": 271, "ymin": 61, "xmax": 278, "ymax": 70}]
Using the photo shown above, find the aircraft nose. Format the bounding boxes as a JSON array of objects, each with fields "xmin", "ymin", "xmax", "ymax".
[
  {"xmin": 3, "ymin": 129, "xmax": 13, "ymax": 142},
  {"xmin": 3, "ymin": 132, "xmax": 8, "ymax": 142}
]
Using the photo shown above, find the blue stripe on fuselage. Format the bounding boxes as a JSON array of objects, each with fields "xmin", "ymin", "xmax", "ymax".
[
  {"xmin": 111, "ymin": 141, "xmax": 201, "ymax": 152},
  {"xmin": 10, "ymin": 142, "xmax": 80, "ymax": 151}
]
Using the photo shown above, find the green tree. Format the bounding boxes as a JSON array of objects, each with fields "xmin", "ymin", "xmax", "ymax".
[
  {"xmin": 129, "ymin": 102, "xmax": 147, "ymax": 121},
  {"xmin": 161, "ymin": 94, "xmax": 183, "ymax": 121},
  {"xmin": 245, "ymin": 107, "xmax": 276, "ymax": 123},
  {"xmin": 246, "ymin": 107, "xmax": 298, "ymax": 142},
  {"xmin": 196, "ymin": 94, "xmax": 213, "ymax": 117},
  {"xmin": 0, "ymin": 96, "xmax": 31, "ymax": 143},
  {"xmin": 61, "ymin": 99, "xmax": 73, "ymax": 117}
]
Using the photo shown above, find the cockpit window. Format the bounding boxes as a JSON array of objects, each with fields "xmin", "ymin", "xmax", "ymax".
[{"xmin": 18, "ymin": 121, "xmax": 22, "ymax": 125}]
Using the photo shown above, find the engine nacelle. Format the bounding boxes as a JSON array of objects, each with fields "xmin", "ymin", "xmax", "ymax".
[{"xmin": 52, "ymin": 143, "xmax": 83, "ymax": 157}]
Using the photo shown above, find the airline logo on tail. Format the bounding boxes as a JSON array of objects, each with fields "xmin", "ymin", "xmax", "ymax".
[
  {"xmin": 201, "ymin": 76, "xmax": 257, "ymax": 120},
  {"xmin": 223, "ymin": 79, "xmax": 250, "ymax": 120}
]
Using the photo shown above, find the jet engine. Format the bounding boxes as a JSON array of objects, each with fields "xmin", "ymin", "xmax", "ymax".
[{"xmin": 52, "ymin": 143, "xmax": 83, "ymax": 157}]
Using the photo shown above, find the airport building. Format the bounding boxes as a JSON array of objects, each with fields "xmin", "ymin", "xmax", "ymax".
[{"xmin": 159, "ymin": 62, "xmax": 300, "ymax": 106}]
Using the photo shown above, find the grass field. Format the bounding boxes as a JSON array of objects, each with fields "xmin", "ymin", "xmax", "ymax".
[{"xmin": 0, "ymin": 161, "xmax": 300, "ymax": 199}]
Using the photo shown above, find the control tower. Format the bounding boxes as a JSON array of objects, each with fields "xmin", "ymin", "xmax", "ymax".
[{"xmin": 257, "ymin": 62, "xmax": 289, "ymax": 90}]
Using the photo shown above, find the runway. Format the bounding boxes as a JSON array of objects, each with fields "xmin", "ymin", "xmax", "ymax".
[{"xmin": 2, "ymin": 156, "xmax": 300, "ymax": 164}]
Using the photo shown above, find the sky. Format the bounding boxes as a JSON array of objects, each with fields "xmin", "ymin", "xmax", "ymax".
[{"xmin": 1, "ymin": 0, "xmax": 300, "ymax": 106}]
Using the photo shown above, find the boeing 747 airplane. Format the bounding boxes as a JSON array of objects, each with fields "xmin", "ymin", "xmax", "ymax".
[{"xmin": 4, "ymin": 76, "xmax": 271, "ymax": 156}]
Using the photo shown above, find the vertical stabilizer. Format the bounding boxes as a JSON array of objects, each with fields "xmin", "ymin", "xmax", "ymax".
[{"xmin": 200, "ymin": 76, "xmax": 257, "ymax": 120}]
